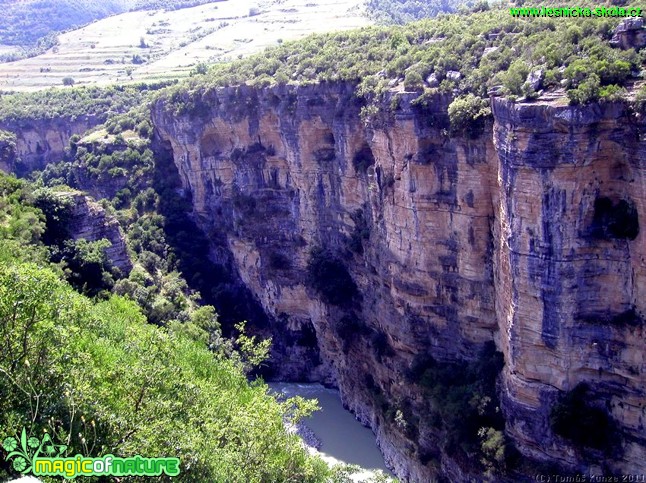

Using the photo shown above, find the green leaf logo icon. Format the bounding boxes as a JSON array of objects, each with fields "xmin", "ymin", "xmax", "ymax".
[
  {"xmin": 37, "ymin": 433, "xmax": 67, "ymax": 457},
  {"xmin": 2, "ymin": 437, "xmax": 17, "ymax": 452},
  {"xmin": 12, "ymin": 456, "xmax": 27, "ymax": 472},
  {"xmin": 2, "ymin": 427, "xmax": 42, "ymax": 475}
]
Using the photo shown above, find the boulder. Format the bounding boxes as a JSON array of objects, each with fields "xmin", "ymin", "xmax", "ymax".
[{"xmin": 610, "ymin": 17, "xmax": 646, "ymax": 50}]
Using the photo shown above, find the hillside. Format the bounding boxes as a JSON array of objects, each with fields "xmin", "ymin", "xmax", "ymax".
[
  {"xmin": 165, "ymin": 5, "xmax": 644, "ymax": 112},
  {"xmin": 0, "ymin": 0, "xmax": 369, "ymax": 90},
  {"xmin": 0, "ymin": 171, "xmax": 334, "ymax": 482},
  {"xmin": 0, "ymin": 3, "xmax": 645, "ymax": 482},
  {"xmin": 0, "ymin": 0, "xmax": 225, "ymax": 59}
]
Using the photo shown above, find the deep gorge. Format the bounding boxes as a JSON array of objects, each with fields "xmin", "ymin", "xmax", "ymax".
[
  {"xmin": 149, "ymin": 83, "xmax": 646, "ymax": 480},
  {"xmin": 2, "ymin": 82, "xmax": 645, "ymax": 481}
]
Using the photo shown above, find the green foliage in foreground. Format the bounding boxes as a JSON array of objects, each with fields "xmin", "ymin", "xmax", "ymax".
[
  {"xmin": 0, "ymin": 259, "xmax": 329, "ymax": 482},
  {"xmin": 163, "ymin": 4, "xmax": 643, "ymax": 115},
  {"xmin": 0, "ymin": 172, "xmax": 328, "ymax": 482}
]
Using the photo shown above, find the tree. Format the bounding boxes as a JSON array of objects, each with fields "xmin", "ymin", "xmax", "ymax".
[{"xmin": 0, "ymin": 261, "xmax": 331, "ymax": 482}]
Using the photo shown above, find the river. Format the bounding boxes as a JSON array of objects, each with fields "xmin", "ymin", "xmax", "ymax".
[{"xmin": 269, "ymin": 383, "xmax": 392, "ymax": 479}]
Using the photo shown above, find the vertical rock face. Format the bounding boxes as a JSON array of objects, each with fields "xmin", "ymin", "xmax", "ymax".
[
  {"xmin": 493, "ymin": 99, "xmax": 646, "ymax": 473},
  {"xmin": 152, "ymin": 85, "xmax": 646, "ymax": 480},
  {"xmin": 0, "ymin": 116, "xmax": 99, "ymax": 175},
  {"xmin": 61, "ymin": 192, "xmax": 133, "ymax": 275}
]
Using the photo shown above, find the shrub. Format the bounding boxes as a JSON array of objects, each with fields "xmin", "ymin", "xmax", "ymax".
[
  {"xmin": 412, "ymin": 342, "xmax": 505, "ymax": 459},
  {"xmin": 448, "ymin": 94, "xmax": 491, "ymax": 135},
  {"xmin": 599, "ymin": 84, "xmax": 626, "ymax": 102},
  {"xmin": 501, "ymin": 60, "xmax": 529, "ymax": 97},
  {"xmin": 636, "ymin": 85, "xmax": 646, "ymax": 113},
  {"xmin": 0, "ymin": 262, "xmax": 330, "ymax": 482},
  {"xmin": 57, "ymin": 238, "xmax": 115, "ymax": 295},
  {"xmin": 404, "ymin": 70, "xmax": 424, "ymax": 91},
  {"xmin": 0, "ymin": 130, "xmax": 16, "ymax": 164},
  {"xmin": 567, "ymin": 73, "xmax": 600, "ymax": 105}
]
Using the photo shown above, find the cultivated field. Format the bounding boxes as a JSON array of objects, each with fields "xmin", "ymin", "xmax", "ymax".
[{"xmin": 0, "ymin": 0, "xmax": 370, "ymax": 91}]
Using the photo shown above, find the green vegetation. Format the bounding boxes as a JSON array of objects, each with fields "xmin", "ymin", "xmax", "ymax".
[
  {"xmin": 447, "ymin": 94, "xmax": 491, "ymax": 135},
  {"xmin": 0, "ymin": 83, "xmax": 168, "ymax": 123},
  {"xmin": 0, "ymin": 0, "xmax": 121, "ymax": 53},
  {"xmin": 0, "ymin": 175, "xmax": 47, "ymax": 260},
  {"xmin": 33, "ymin": 96, "xmax": 268, "ymax": 335},
  {"xmin": 366, "ymin": 0, "xmax": 482, "ymax": 24},
  {"xmin": 550, "ymin": 383, "xmax": 617, "ymax": 452},
  {"xmin": 0, "ymin": 0, "xmax": 224, "ymax": 62},
  {"xmin": 0, "ymin": 259, "xmax": 327, "ymax": 482},
  {"xmin": 162, "ymin": 3, "xmax": 643, "ymax": 122},
  {"xmin": 0, "ymin": 130, "xmax": 16, "ymax": 165},
  {"xmin": 408, "ymin": 342, "xmax": 508, "ymax": 473}
]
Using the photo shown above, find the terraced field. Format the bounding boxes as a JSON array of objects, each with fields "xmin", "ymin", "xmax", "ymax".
[{"xmin": 0, "ymin": 0, "xmax": 369, "ymax": 91}]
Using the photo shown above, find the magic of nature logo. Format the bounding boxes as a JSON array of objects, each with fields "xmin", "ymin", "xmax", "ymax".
[{"xmin": 2, "ymin": 427, "xmax": 180, "ymax": 478}]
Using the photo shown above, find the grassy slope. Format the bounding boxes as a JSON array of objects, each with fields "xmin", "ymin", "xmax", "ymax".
[
  {"xmin": 0, "ymin": 0, "xmax": 369, "ymax": 91},
  {"xmin": 0, "ymin": 0, "xmax": 225, "ymax": 48}
]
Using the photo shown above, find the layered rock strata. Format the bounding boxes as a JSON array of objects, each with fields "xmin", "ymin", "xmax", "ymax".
[
  {"xmin": 153, "ymin": 85, "xmax": 646, "ymax": 480},
  {"xmin": 0, "ymin": 116, "xmax": 100, "ymax": 175}
]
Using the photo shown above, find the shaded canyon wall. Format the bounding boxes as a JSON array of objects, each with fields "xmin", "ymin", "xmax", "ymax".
[{"xmin": 153, "ymin": 84, "xmax": 646, "ymax": 481}]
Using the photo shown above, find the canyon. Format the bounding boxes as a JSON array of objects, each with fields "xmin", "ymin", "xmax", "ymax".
[
  {"xmin": 1, "ymin": 81, "xmax": 644, "ymax": 480},
  {"xmin": 151, "ymin": 84, "xmax": 646, "ymax": 480}
]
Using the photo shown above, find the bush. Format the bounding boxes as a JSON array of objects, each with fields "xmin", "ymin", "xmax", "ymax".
[
  {"xmin": 56, "ymin": 238, "xmax": 115, "ymax": 295},
  {"xmin": 448, "ymin": 94, "xmax": 491, "ymax": 135},
  {"xmin": 404, "ymin": 70, "xmax": 424, "ymax": 91},
  {"xmin": 567, "ymin": 73, "xmax": 600, "ymax": 105},
  {"xmin": 636, "ymin": 85, "xmax": 646, "ymax": 113},
  {"xmin": 412, "ymin": 342, "xmax": 505, "ymax": 460},
  {"xmin": 0, "ymin": 130, "xmax": 16, "ymax": 164},
  {"xmin": 0, "ymin": 262, "xmax": 330, "ymax": 482},
  {"xmin": 501, "ymin": 60, "xmax": 529, "ymax": 97},
  {"xmin": 62, "ymin": 77, "xmax": 75, "ymax": 86}
]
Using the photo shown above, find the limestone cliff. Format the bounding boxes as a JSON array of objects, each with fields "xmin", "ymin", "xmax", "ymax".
[
  {"xmin": 152, "ymin": 84, "xmax": 646, "ymax": 480},
  {"xmin": 0, "ymin": 115, "xmax": 101, "ymax": 175},
  {"xmin": 58, "ymin": 191, "xmax": 133, "ymax": 275}
]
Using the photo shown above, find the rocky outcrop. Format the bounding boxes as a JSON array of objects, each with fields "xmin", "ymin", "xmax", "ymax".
[
  {"xmin": 610, "ymin": 17, "xmax": 646, "ymax": 50},
  {"xmin": 152, "ymin": 85, "xmax": 646, "ymax": 480},
  {"xmin": 0, "ymin": 116, "xmax": 101, "ymax": 175},
  {"xmin": 60, "ymin": 191, "xmax": 132, "ymax": 275},
  {"xmin": 493, "ymin": 98, "xmax": 646, "ymax": 474}
]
